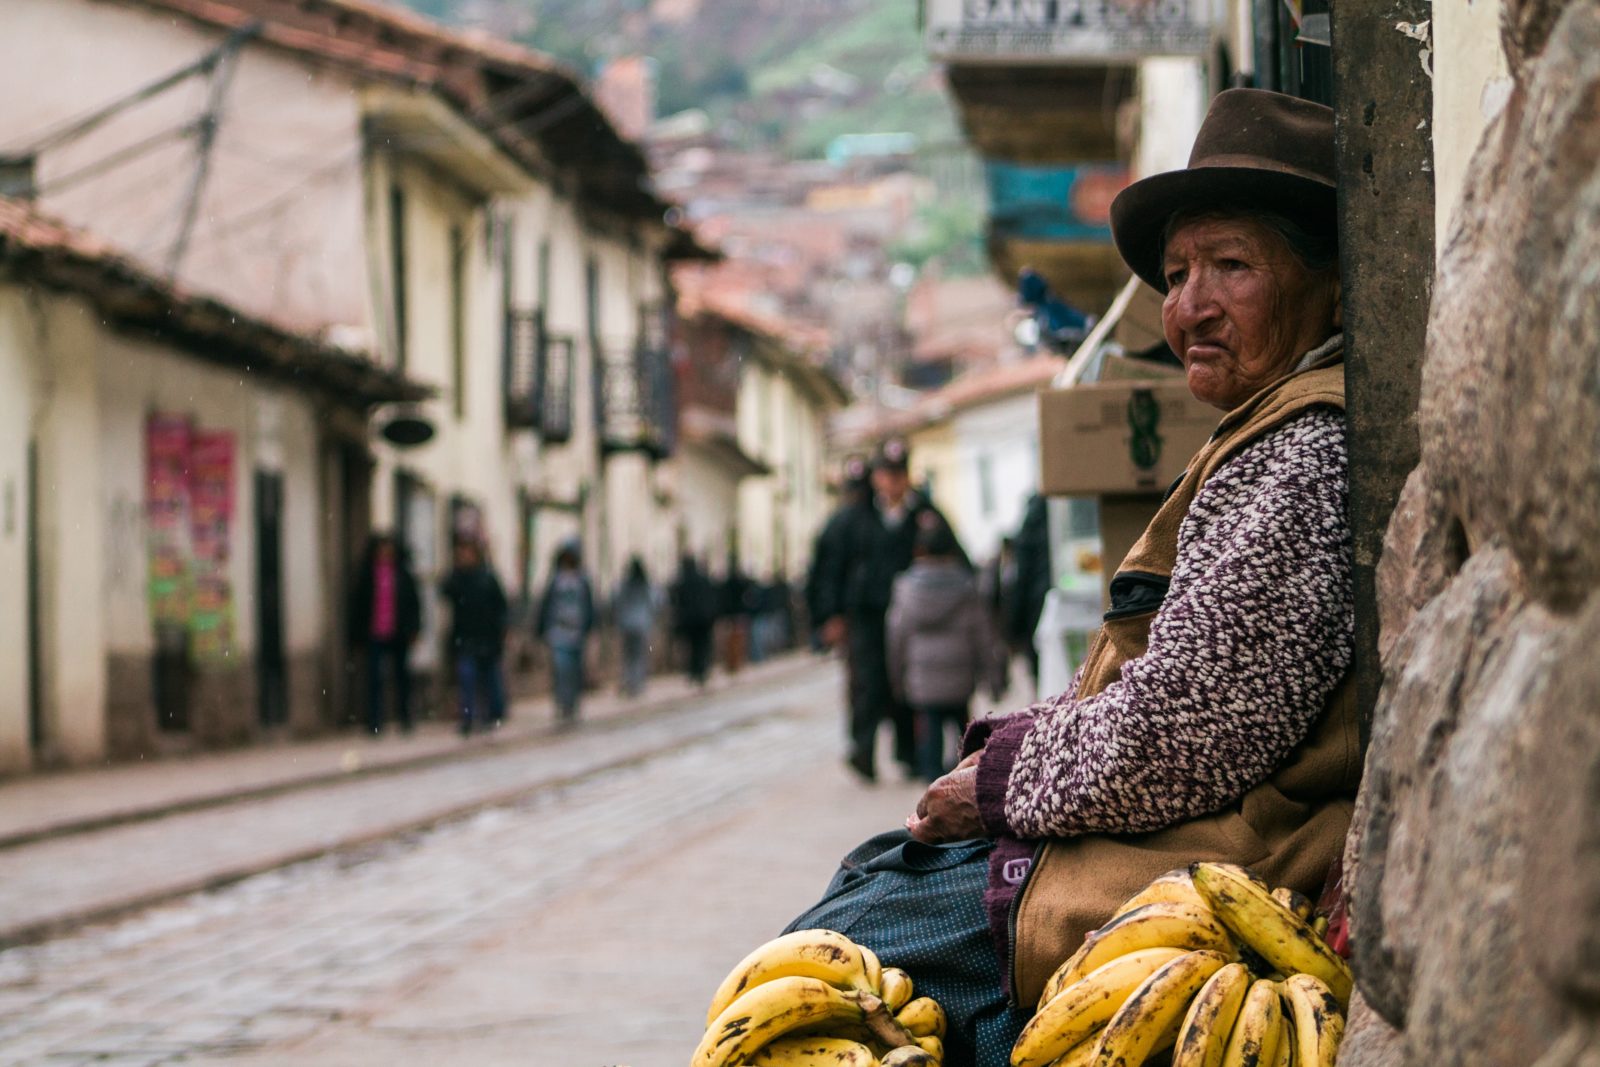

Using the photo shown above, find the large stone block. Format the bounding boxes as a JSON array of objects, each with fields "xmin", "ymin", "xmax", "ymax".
[{"xmin": 1346, "ymin": 0, "xmax": 1600, "ymax": 1062}]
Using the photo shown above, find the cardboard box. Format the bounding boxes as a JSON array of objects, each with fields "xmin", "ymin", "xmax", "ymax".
[{"xmin": 1038, "ymin": 378, "xmax": 1219, "ymax": 496}]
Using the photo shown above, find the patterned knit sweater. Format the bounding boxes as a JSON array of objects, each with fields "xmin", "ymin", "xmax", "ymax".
[{"xmin": 971, "ymin": 407, "xmax": 1353, "ymax": 843}]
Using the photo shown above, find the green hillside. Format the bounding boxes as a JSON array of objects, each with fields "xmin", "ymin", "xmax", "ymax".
[{"xmin": 388, "ymin": 0, "xmax": 960, "ymax": 159}]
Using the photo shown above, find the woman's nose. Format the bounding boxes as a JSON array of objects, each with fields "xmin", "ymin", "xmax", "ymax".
[{"xmin": 1170, "ymin": 271, "xmax": 1218, "ymax": 330}]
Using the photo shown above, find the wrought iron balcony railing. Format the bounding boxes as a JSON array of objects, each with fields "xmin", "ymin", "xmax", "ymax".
[
  {"xmin": 595, "ymin": 341, "xmax": 675, "ymax": 457},
  {"xmin": 503, "ymin": 307, "xmax": 574, "ymax": 444}
]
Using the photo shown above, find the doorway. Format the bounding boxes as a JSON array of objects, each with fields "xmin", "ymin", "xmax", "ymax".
[
  {"xmin": 25, "ymin": 439, "xmax": 42, "ymax": 753},
  {"xmin": 255, "ymin": 469, "xmax": 287, "ymax": 728}
]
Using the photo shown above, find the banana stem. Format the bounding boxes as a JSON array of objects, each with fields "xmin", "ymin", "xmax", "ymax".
[{"xmin": 860, "ymin": 996, "xmax": 918, "ymax": 1050}]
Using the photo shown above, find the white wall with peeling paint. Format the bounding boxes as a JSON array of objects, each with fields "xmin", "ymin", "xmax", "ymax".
[{"xmin": 1432, "ymin": 0, "xmax": 1514, "ymax": 249}]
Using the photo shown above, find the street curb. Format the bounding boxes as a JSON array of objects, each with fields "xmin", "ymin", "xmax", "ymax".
[
  {"xmin": 0, "ymin": 655, "xmax": 823, "ymax": 853},
  {"xmin": 0, "ymin": 659, "xmax": 834, "ymax": 949}
]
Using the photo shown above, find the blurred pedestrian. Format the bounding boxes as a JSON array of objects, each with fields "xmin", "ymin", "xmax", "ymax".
[
  {"xmin": 720, "ymin": 557, "xmax": 755, "ymax": 674},
  {"xmin": 613, "ymin": 555, "xmax": 658, "ymax": 698},
  {"xmin": 887, "ymin": 522, "xmax": 1004, "ymax": 782},
  {"xmin": 977, "ymin": 535, "xmax": 1019, "ymax": 700},
  {"xmin": 805, "ymin": 454, "xmax": 871, "ymax": 652},
  {"xmin": 810, "ymin": 437, "xmax": 965, "ymax": 783},
  {"xmin": 1009, "ymin": 493, "xmax": 1052, "ymax": 689},
  {"xmin": 670, "ymin": 555, "xmax": 718, "ymax": 686},
  {"xmin": 440, "ymin": 538, "xmax": 509, "ymax": 736},
  {"xmin": 537, "ymin": 539, "xmax": 595, "ymax": 724},
  {"xmin": 348, "ymin": 533, "xmax": 421, "ymax": 735}
]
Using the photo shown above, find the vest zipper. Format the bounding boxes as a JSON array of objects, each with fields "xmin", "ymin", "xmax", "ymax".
[{"xmin": 1005, "ymin": 841, "xmax": 1044, "ymax": 1007}]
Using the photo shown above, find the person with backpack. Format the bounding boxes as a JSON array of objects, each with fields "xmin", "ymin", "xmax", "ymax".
[
  {"xmin": 536, "ymin": 539, "xmax": 595, "ymax": 724},
  {"xmin": 887, "ymin": 522, "xmax": 1005, "ymax": 782},
  {"xmin": 669, "ymin": 555, "xmax": 718, "ymax": 687}
]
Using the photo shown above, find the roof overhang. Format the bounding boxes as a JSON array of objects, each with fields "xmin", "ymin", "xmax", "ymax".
[
  {"xmin": 0, "ymin": 199, "xmax": 429, "ymax": 408},
  {"xmin": 364, "ymin": 88, "xmax": 539, "ymax": 196},
  {"xmin": 679, "ymin": 406, "xmax": 768, "ymax": 478}
]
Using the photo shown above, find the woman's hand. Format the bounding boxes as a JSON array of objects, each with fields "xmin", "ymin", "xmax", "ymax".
[{"xmin": 906, "ymin": 752, "xmax": 985, "ymax": 844}]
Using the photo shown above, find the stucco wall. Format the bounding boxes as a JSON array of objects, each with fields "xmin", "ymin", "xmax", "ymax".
[
  {"xmin": 0, "ymin": 288, "xmax": 40, "ymax": 772},
  {"xmin": 951, "ymin": 392, "xmax": 1041, "ymax": 562},
  {"xmin": 0, "ymin": 0, "xmax": 373, "ymax": 337}
]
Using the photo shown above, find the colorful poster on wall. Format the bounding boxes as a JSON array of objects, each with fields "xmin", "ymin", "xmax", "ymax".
[
  {"xmin": 187, "ymin": 430, "xmax": 235, "ymax": 661},
  {"xmin": 145, "ymin": 415, "xmax": 192, "ymax": 626},
  {"xmin": 144, "ymin": 415, "xmax": 236, "ymax": 662}
]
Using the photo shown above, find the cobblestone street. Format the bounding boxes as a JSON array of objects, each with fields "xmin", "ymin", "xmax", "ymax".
[{"xmin": 0, "ymin": 662, "xmax": 928, "ymax": 1066}]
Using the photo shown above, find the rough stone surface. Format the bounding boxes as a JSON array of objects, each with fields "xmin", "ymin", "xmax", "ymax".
[{"xmin": 1344, "ymin": 1, "xmax": 1600, "ymax": 1062}]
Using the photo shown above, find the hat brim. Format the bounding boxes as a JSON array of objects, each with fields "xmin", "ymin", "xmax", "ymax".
[{"xmin": 1110, "ymin": 167, "xmax": 1337, "ymax": 292}]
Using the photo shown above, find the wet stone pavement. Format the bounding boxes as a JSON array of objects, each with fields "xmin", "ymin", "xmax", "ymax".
[{"xmin": 0, "ymin": 665, "xmax": 928, "ymax": 1066}]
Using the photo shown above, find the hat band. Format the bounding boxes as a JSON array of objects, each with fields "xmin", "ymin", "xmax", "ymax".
[{"xmin": 1188, "ymin": 154, "xmax": 1336, "ymax": 188}]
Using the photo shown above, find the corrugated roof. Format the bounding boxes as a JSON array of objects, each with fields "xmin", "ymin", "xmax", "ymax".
[{"xmin": 0, "ymin": 195, "xmax": 428, "ymax": 406}]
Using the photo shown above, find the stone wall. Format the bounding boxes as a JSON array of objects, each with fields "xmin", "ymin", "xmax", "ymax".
[{"xmin": 1343, "ymin": 1, "xmax": 1600, "ymax": 1062}]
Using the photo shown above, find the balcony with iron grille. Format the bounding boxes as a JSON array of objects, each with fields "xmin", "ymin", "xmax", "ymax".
[
  {"xmin": 503, "ymin": 306, "xmax": 573, "ymax": 444},
  {"xmin": 595, "ymin": 340, "xmax": 675, "ymax": 458}
]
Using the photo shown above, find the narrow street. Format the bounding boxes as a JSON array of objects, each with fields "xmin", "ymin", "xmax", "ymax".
[{"xmin": 0, "ymin": 661, "xmax": 927, "ymax": 1067}]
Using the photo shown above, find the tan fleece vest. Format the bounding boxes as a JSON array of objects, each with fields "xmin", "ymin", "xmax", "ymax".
[{"xmin": 1010, "ymin": 363, "xmax": 1362, "ymax": 1007}]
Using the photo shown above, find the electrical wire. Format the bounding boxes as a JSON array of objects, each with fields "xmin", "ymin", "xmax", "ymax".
[
  {"xmin": 2, "ymin": 22, "xmax": 261, "ymax": 157},
  {"xmin": 33, "ymin": 120, "xmax": 204, "ymax": 197}
]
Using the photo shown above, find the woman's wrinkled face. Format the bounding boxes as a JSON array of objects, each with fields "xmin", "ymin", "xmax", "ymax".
[{"xmin": 1160, "ymin": 216, "xmax": 1341, "ymax": 411}]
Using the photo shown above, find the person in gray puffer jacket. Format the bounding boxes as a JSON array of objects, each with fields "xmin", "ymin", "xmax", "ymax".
[{"xmin": 887, "ymin": 521, "xmax": 1005, "ymax": 782}]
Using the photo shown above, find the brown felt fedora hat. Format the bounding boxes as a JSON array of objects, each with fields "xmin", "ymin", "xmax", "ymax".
[{"xmin": 1110, "ymin": 89, "xmax": 1338, "ymax": 292}]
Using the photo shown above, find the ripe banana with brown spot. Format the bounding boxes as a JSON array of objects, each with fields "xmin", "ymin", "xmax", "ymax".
[
  {"xmin": 1111, "ymin": 869, "xmax": 1211, "ymax": 921},
  {"xmin": 1049, "ymin": 1038, "xmax": 1101, "ymax": 1067},
  {"xmin": 705, "ymin": 930, "xmax": 877, "ymax": 1027},
  {"xmin": 1010, "ymin": 947, "xmax": 1188, "ymax": 1067},
  {"xmin": 693, "ymin": 974, "xmax": 873, "ymax": 1067},
  {"xmin": 1037, "ymin": 902, "xmax": 1236, "ymax": 1009},
  {"xmin": 914, "ymin": 1035, "xmax": 943, "ymax": 1061},
  {"xmin": 895, "ymin": 996, "xmax": 947, "ymax": 1040},
  {"xmin": 861, "ymin": 945, "xmax": 885, "ymax": 993},
  {"xmin": 1189, "ymin": 864, "xmax": 1353, "ymax": 1007},
  {"xmin": 880, "ymin": 968, "xmax": 915, "ymax": 1012},
  {"xmin": 1171, "ymin": 961, "xmax": 1252, "ymax": 1067},
  {"xmin": 1268, "ymin": 1021, "xmax": 1292, "ymax": 1067},
  {"xmin": 1280, "ymin": 973, "xmax": 1344, "ymax": 1067},
  {"xmin": 747, "ymin": 1035, "xmax": 881, "ymax": 1066},
  {"xmin": 882, "ymin": 1046, "xmax": 937, "ymax": 1067},
  {"xmin": 1219, "ymin": 979, "xmax": 1284, "ymax": 1067},
  {"xmin": 1269, "ymin": 887, "xmax": 1315, "ymax": 922},
  {"xmin": 1089, "ymin": 949, "xmax": 1229, "ymax": 1067}
]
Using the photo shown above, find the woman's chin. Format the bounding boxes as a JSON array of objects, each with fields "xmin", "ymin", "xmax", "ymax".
[{"xmin": 1186, "ymin": 368, "xmax": 1234, "ymax": 410}]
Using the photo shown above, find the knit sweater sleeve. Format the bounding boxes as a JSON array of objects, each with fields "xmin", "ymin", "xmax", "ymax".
[{"xmin": 981, "ymin": 409, "xmax": 1353, "ymax": 839}]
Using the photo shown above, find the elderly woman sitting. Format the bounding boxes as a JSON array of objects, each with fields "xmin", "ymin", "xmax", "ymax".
[{"xmin": 783, "ymin": 90, "xmax": 1362, "ymax": 1067}]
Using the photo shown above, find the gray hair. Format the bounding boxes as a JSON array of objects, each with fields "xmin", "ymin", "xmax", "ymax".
[{"xmin": 1160, "ymin": 207, "xmax": 1340, "ymax": 277}]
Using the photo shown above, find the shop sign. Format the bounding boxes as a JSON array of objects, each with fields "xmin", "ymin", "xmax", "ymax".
[{"xmin": 925, "ymin": 0, "xmax": 1218, "ymax": 63}]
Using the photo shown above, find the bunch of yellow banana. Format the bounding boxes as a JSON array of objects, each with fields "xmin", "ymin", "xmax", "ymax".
[
  {"xmin": 1010, "ymin": 863, "xmax": 1352, "ymax": 1067},
  {"xmin": 692, "ymin": 929, "xmax": 949, "ymax": 1067}
]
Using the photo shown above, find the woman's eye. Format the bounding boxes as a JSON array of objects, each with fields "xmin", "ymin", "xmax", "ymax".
[
  {"xmin": 1219, "ymin": 258, "xmax": 1248, "ymax": 272},
  {"xmin": 1164, "ymin": 268, "xmax": 1185, "ymax": 287}
]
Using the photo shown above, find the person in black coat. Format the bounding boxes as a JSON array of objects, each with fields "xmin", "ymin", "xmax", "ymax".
[
  {"xmin": 810, "ymin": 438, "xmax": 966, "ymax": 782},
  {"xmin": 1008, "ymin": 493, "xmax": 1052, "ymax": 688},
  {"xmin": 440, "ymin": 538, "xmax": 510, "ymax": 735},
  {"xmin": 349, "ymin": 533, "xmax": 422, "ymax": 735},
  {"xmin": 670, "ymin": 555, "xmax": 718, "ymax": 686}
]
